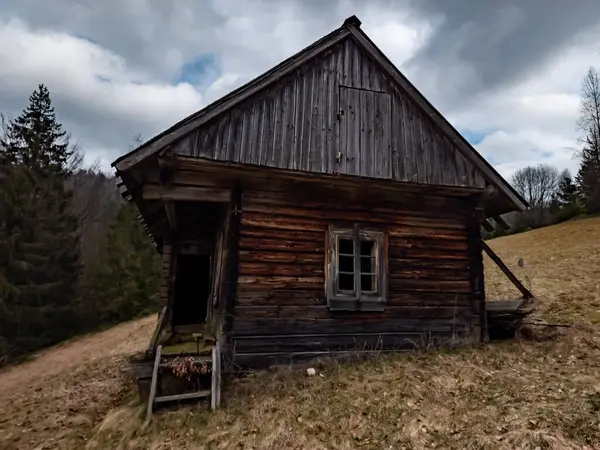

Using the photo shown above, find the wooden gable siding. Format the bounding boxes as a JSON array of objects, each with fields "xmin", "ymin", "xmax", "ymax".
[
  {"xmin": 228, "ymin": 187, "xmax": 482, "ymax": 368},
  {"xmin": 173, "ymin": 39, "xmax": 486, "ymax": 189}
]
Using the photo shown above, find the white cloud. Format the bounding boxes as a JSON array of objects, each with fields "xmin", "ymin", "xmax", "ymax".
[{"xmin": 0, "ymin": 18, "xmax": 204, "ymax": 167}]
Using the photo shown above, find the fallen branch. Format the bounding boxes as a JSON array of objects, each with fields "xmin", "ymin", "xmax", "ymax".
[{"xmin": 522, "ymin": 322, "xmax": 571, "ymax": 328}]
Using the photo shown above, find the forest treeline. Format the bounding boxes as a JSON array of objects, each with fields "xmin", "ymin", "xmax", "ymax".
[{"xmin": 0, "ymin": 85, "xmax": 160, "ymax": 363}]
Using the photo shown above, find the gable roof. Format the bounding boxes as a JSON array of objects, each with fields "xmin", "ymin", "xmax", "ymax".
[{"xmin": 112, "ymin": 15, "xmax": 527, "ymax": 212}]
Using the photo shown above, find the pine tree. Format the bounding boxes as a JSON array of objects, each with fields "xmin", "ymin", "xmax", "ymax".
[
  {"xmin": 1, "ymin": 84, "xmax": 73, "ymax": 176},
  {"xmin": 0, "ymin": 85, "xmax": 81, "ymax": 358}
]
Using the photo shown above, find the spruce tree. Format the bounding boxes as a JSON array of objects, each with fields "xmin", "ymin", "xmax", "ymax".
[
  {"xmin": 2, "ymin": 84, "xmax": 73, "ymax": 176},
  {"xmin": 0, "ymin": 85, "xmax": 81, "ymax": 358}
]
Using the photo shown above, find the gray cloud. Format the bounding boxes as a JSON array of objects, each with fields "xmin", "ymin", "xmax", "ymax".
[{"xmin": 405, "ymin": 0, "xmax": 600, "ymax": 104}]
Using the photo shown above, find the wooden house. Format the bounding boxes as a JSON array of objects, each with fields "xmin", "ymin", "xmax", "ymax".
[{"xmin": 112, "ymin": 16, "xmax": 531, "ymax": 411}]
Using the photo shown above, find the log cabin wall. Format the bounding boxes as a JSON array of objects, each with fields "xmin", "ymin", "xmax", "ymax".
[{"xmin": 229, "ymin": 185, "xmax": 482, "ymax": 369}]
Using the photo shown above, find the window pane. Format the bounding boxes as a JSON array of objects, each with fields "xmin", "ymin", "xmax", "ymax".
[
  {"xmin": 339, "ymin": 238, "xmax": 354, "ymax": 255},
  {"xmin": 339, "ymin": 255, "xmax": 354, "ymax": 273},
  {"xmin": 361, "ymin": 274, "xmax": 377, "ymax": 293},
  {"xmin": 338, "ymin": 273, "xmax": 355, "ymax": 291},
  {"xmin": 360, "ymin": 240, "xmax": 376, "ymax": 257},
  {"xmin": 360, "ymin": 256, "xmax": 375, "ymax": 274}
]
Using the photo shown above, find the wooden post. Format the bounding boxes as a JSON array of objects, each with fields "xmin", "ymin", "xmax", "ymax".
[
  {"xmin": 467, "ymin": 206, "xmax": 487, "ymax": 343},
  {"xmin": 211, "ymin": 342, "xmax": 222, "ymax": 410}
]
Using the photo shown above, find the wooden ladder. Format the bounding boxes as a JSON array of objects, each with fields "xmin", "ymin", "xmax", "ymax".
[{"xmin": 145, "ymin": 343, "xmax": 222, "ymax": 422}]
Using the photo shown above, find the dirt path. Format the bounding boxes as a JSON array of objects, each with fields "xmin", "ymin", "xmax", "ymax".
[{"xmin": 0, "ymin": 315, "xmax": 156, "ymax": 450}]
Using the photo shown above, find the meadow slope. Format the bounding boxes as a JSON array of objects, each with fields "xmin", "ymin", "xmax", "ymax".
[{"xmin": 1, "ymin": 217, "xmax": 599, "ymax": 450}]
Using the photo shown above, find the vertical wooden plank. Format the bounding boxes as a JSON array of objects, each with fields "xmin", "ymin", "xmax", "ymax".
[
  {"xmin": 403, "ymin": 100, "xmax": 417, "ymax": 182},
  {"xmin": 361, "ymin": 50, "xmax": 371, "ymax": 90},
  {"xmin": 338, "ymin": 40, "xmax": 352, "ymax": 86},
  {"xmin": 369, "ymin": 92, "xmax": 378, "ymax": 178},
  {"xmin": 420, "ymin": 120, "xmax": 433, "ymax": 184},
  {"xmin": 458, "ymin": 148, "xmax": 468, "ymax": 186},
  {"xmin": 213, "ymin": 118, "xmax": 224, "ymax": 161},
  {"xmin": 261, "ymin": 95, "xmax": 273, "ymax": 166},
  {"xmin": 332, "ymin": 45, "xmax": 343, "ymax": 173},
  {"xmin": 270, "ymin": 87, "xmax": 282, "ymax": 167},
  {"xmin": 370, "ymin": 58, "xmax": 383, "ymax": 92},
  {"xmin": 360, "ymin": 90, "xmax": 375, "ymax": 177},
  {"xmin": 376, "ymin": 92, "xmax": 392, "ymax": 179},
  {"xmin": 238, "ymin": 106, "xmax": 251, "ymax": 163},
  {"xmin": 347, "ymin": 87, "xmax": 360, "ymax": 176},
  {"xmin": 351, "ymin": 41, "xmax": 360, "ymax": 88},
  {"xmin": 250, "ymin": 100, "xmax": 262, "ymax": 165},
  {"xmin": 390, "ymin": 90, "xmax": 401, "ymax": 181},
  {"xmin": 301, "ymin": 66, "xmax": 313, "ymax": 172},
  {"xmin": 223, "ymin": 114, "xmax": 234, "ymax": 161},
  {"xmin": 292, "ymin": 75, "xmax": 303, "ymax": 171},
  {"xmin": 283, "ymin": 82, "xmax": 295, "ymax": 170},
  {"xmin": 320, "ymin": 51, "xmax": 331, "ymax": 174},
  {"xmin": 338, "ymin": 86, "xmax": 348, "ymax": 175},
  {"xmin": 309, "ymin": 64, "xmax": 322, "ymax": 173},
  {"xmin": 412, "ymin": 109, "xmax": 426, "ymax": 184}
]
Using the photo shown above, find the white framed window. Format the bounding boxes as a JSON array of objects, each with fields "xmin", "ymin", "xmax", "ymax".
[{"xmin": 326, "ymin": 224, "xmax": 388, "ymax": 311}]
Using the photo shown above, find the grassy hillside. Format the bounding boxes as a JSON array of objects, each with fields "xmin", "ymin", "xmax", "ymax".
[{"xmin": 1, "ymin": 217, "xmax": 599, "ymax": 450}]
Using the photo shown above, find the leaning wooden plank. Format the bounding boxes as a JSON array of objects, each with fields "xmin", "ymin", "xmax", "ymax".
[
  {"xmin": 493, "ymin": 215, "xmax": 511, "ymax": 230},
  {"xmin": 482, "ymin": 219, "xmax": 495, "ymax": 233},
  {"xmin": 481, "ymin": 240, "xmax": 534, "ymax": 299},
  {"xmin": 145, "ymin": 344, "xmax": 162, "ymax": 423},
  {"xmin": 154, "ymin": 390, "xmax": 211, "ymax": 404}
]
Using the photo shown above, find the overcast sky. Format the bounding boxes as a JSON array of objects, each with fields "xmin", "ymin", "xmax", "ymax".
[{"xmin": 1, "ymin": 0, "xmax": 599, "ymax": 179}]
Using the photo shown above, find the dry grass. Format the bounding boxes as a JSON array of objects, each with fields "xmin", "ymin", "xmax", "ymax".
[
  {"xmin": 0, "ymin": 316, "xmax": 156, "ymax": 450},
  {"xmin": 2, "ymin": 217, "xmax": 600, "ymax": 449}
]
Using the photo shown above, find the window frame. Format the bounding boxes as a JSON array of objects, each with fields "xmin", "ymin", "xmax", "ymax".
[{"xmin": 326, "ymin": 224, "xmax": 388, "ymax": 312}]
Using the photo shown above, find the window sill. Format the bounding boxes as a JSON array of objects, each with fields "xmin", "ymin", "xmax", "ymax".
[{"xmin": 327, "ymin": 298, "xmax": 386, "ymax": 312}]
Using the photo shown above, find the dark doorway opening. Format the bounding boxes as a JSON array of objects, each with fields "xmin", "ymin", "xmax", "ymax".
[{"xmin": 172, "ymin": 254, "xmax": 211, "ymax": 326}]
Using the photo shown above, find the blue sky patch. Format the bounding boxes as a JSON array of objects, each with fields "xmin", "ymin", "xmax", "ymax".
[
  {"xmin": 175, "ymin": 54, "xmax": 219, "ymax": 87},
  {"xmin": 460, "ymin": 129, "xmax": 488, "ymax": 146},
  {"xmin": 541, "ymin": 151, "xmax": 553, "ymax": 159}
]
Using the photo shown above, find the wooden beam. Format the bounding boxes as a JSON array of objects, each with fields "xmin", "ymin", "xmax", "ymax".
[
  {"xmin": 482, "ymin": 219, "xmax": 495, "ymax": 233},
  {"xmin": 175, "ymin": 156, "xmax": 483, "ymax": 198},
  {"xmin": 481, "ymin": 240, "xmax": 534, "ymax": 300},
  {"xmin": 142, "ymin": 184, "xmax": 231, "ymax": 202},
  {"xmin": 493, "ymin": 215, "xmax": 511, "ymax": 230}
]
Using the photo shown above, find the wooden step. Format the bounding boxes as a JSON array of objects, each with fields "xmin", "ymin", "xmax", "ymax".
[
  {"xmin": 145, "ymin": 344, "xmax": 221, "ymax": 423},
  {"xmin": 154, "ymin": 390, "xmax": 211, "ymax": 404}
]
